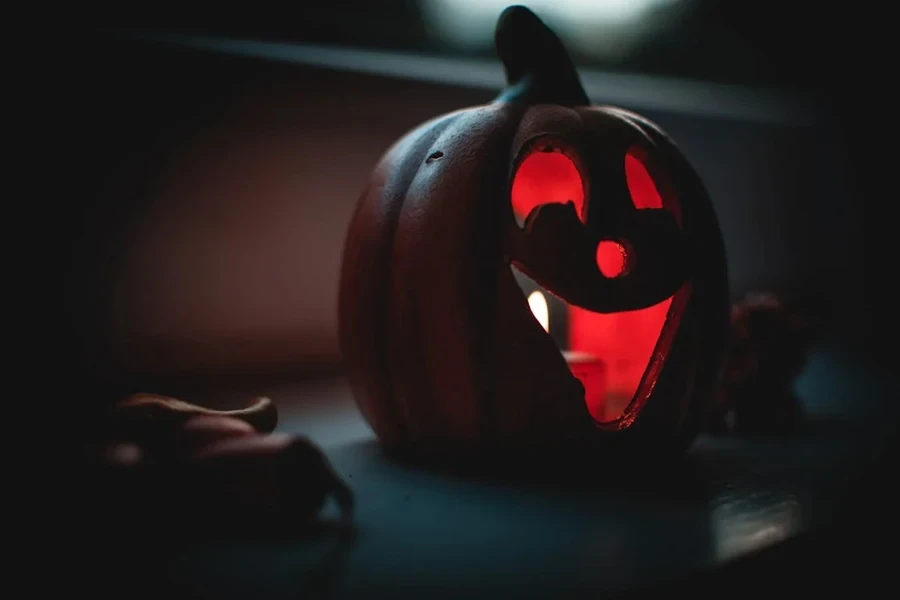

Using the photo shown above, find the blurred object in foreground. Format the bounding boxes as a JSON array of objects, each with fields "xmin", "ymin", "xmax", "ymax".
[
  {"xmin": 100, "ymin": 393, "xmax": 278, "ymax": 455},
  {"xmin": 420, "ymin": 0, "xmax": 687, "ymax": 60},
  {"xmin": 87, "ymin": 393, "xmax": 354, "ymax": 537},
  {"xmin": 711, "ymin": 292, "xmax": 819, "ymax": 434}
]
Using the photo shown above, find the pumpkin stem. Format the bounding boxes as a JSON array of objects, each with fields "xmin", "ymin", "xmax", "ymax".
[{"xmin": 494, "ymin": 5, "xmax": 590, "ymax": 106}]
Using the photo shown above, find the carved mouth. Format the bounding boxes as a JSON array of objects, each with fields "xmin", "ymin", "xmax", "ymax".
[{"xmin": 510, "ymin": 265, "xmax": 673, "ymax": 424}]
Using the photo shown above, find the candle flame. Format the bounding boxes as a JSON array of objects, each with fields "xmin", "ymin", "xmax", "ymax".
[{"xmin": 527, "ymin": 290, "xmax": 550, "ymax": 333}]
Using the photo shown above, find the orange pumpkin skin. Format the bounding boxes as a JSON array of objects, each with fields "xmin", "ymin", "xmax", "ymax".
[{"xmin": 337, "ymin": 8, "xmax": 729, "ymax": 461}]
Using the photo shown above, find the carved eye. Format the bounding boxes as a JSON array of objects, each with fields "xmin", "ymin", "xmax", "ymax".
[{"xmin": 510, "ymin": 139, "xmax": 585, "ymax": 227}]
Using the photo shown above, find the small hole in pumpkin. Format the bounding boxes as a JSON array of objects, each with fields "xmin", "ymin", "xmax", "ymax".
[
  {"xmin": 596, "ymin": 239, "xmax": 632, "ymax": 278},
  {"xmin": 426, "ymin": 151, "xmax": 444, "ymax": 163}
]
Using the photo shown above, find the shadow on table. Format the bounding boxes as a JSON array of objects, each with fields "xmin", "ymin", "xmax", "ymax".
[{"xmin": 336, "ymin": 405, "xmax": 878, "ymax": 501}]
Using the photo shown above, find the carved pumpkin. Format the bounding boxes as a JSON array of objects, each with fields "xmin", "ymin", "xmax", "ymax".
[{"xmin": 338, "ymin": 6, "xmax": 729, "ymax": 460}]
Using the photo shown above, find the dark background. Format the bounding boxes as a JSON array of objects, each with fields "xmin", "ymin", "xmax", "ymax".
[
  {"xmin": 51, "ymin": 1, "xmax": 889, "ymax": 396},
  {"xmin": 100, "ymin": 1, "xmax": 872, "ymax": 91}
]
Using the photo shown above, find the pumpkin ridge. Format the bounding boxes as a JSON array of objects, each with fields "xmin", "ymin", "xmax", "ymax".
[
  {"xmin": 386, "ymin": 105, "xmax": 527, "ymax": 448},
  {"xmin": 381, "ymin": 113, "xmax": 469, "ymax": 444},
  {"xmin": 338, "ymin": 111, "xmax": 462, "ymax": 446}
]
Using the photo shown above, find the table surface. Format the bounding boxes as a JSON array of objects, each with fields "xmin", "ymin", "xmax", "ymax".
[{"xmin": 151, "ymin": 346, "xmax": 895, "ymax": 598}]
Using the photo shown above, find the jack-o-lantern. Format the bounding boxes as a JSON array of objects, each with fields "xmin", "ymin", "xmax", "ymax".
[{"xmin": 338, "ymin": 6, "xmax": 729, "ymax": 460}]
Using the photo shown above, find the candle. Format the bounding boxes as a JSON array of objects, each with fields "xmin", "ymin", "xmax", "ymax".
[{"xmin": 527, "ymin": 290, "xmax": 608, "ymax": 421}]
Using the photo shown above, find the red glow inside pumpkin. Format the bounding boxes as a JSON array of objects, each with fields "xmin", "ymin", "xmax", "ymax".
[{"xmin": 511, "ymin": 150, "xmax": 675, "ymax": 423}]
